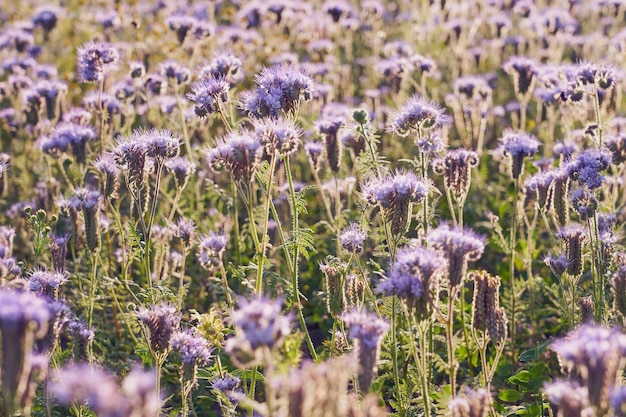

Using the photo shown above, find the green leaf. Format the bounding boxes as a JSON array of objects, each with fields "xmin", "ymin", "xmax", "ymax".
[
  {"xmin": 498, "ymin": 389, "xmax": 522, "ymax": 402},
  {"xmin": 509, "ymin": 370, "xmax": 531, "ymax": 385},
  {"xmin": 529, "ymin": 362, "xmax": 547, "ymax": 378}
]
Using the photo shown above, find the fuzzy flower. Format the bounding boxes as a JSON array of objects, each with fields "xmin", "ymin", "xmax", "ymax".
[
  {"xmin": 205, "ymin": 131, "xmax": 262, "ymax": 182},
  {"xmin": 379, "ymin": 246, "xmax": 446, "ymax": 321},
  {"xmin": 211, "ymin": 375, "xmax": 242, "ymax": 404},
  {"xmin": 254, "ymin": 117, "xmax": 301, "ymax": 157},
  {"xmin": 503, "ymin": 56, "xmax": 537, "ymax": 96},
  {"xmin": 136, "ymin": 304, "xmax": 181, "ymax": 354},
  {"xmin": 556, "ymin": 224, "xmax": 587, "ymax": 276},
  {"xmin": 544, "ymin": 253, "xmax": 568, "ymax": 278},
  {"xmin": 320, "ymin": 256, "xmax": 346, "ymax": 318},
  {"xmin": 187, "ymin": 77, "xmax": 230, "ymax": 118},
  {"xmin": 448, "ymin": 388, "xmax": 491, "ymax": 417},
  {"xmin": 28, "ymin": 270, "xmax": 67, "ymax": 298},
  {"xmin": 544, "ymin": 380, "xmax": 592, "ymax": 417},
  {"xmin": 524, "ymin": 171, "xmax": 555, "ymax": 211},
  {"xmin": 240, "ymin": 65, "xmax": 314, "ymax": 118},
  {"xmin": 229, "ymin": 297, "xmax": 291, "ymax": 351},
  {"xmin": 170, "ymin": 329, "xmax": 213, "ymax": 368},
  {"xmin": 76, "ymin": 40, "xmax": 118, "ymax": 83},
  {"xmin": 565, "ymin": 148, "xmax": 612, "ymax": 189},
  {"xmin": 342, "ymin": 309, "xmax": 389, "ymax": 392},
  {"xmin": 316, "ymin": 115, "xmax": 345, "ymax": 172},
  {"xmin": 499, "ymin": 130, "xmax": 541, "ymax": 179},
  {"xmin": 339, "ymin": 223, "xmax": 367, "ymax": 254},
  {"xmin": 427, "ymin": 224, "xmax": 485, "ymax": 291},
  {"xmin": 362, "ymin": 171, "xmax": 429, "ymax": 235},
  {"xmin": 571, "ymin": 188, "xmax": 598, "ymax": 221},
  {"xmin": 388, "ymin": 95, "xmax": 445, "ymax": 136},
  {"xmin": 197, "ymin": 232, "xmax": 227, "ymax": 269},
  {"xmin": 143, "ymin": 129, "xmax": 180, "ymax": 161},
  {"xmin": 432, "ymin": 148, "xmax": 479, "ymax": 201},
  {"xmin": 551, "ymin": 325, "xmax": 626, "ymax": 413},
  {"xmin": 304, "ymin": 141, "xmax": 325, "ymax": 172}
]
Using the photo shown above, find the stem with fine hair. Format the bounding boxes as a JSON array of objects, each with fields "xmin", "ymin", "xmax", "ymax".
[
  {"xmin": 284, "ymin": 156, "xmax": 317, "ymax": 361},
  {"xmin": 255, "ymin": 152, "xmax": 277, "ymax": 294}
]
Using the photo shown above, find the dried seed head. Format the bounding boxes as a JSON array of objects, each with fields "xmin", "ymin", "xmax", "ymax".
[
  {"xmin": 469, "ymin": 270, "xmax": 501, "ymax": 333},
  {"xmin": 487, "ymin": 307, "xmax": 508, "ymax": 344}
]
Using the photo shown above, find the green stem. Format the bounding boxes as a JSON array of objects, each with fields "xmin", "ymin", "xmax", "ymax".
[
  {"xmin": 255, "ymin": 152, "xmax": 277, "ymax": 294},
  {"xmin": 509, "ymin": 177, "xmax": 519, "ymax": 353},
  {"xmin": 446, "ymin": 290, "xmax": 457, "ymax": 397}
]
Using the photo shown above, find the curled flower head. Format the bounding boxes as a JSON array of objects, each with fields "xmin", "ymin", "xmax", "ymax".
[
  {"xmin": 556, "ymin": 224, "xmax": 587, "ymax": 276},
  {"xmin": 197, "ymin": 232, "xmax": 227, "ymax": 269},
  {"xmin": 432, "ymin": 148, "xmax": 479, "ymax": 201},
  {"xmin": 28, "ymin": 269, "xmax": 67, "ymax": 298},
  {"xmin": 76, "ymin": 40, "xmax": 119, "ymax": 83},
  {"xmin": 503, "ymin": 56, "xmax": 538, "ymax": 96},
  {"xmin": 229, "ymin": 297, "xmax": 292, "ymax": 351},
  {"xmin": 205, "ymin": 131, "xmax": 262, "ymax": 182},
  {"xmin": 571, "ymin": 188, "xmax": 598, "ymax": 221},
  {"xmin": 187, "ymin": 77, "xmax": 230, "ymax": 118},
  {"xmin": 136, "ymin": 303, "xmax": 181, "ymax": 353},
  {"xmin": 362, "ymin": 171, "xmax": 429, "ymax": 235},
  {"xmin": 499, "ymin": 130, "xmax": 541, "ymax": 179},
  {"xmin": 170, "ymin": 329, "xmax": 213, "ymax": 367},
  {"xmin": 253, "ymin": 117, "xmax": 301, "ymax": 157},
  {"xmin": 339, "ymin": 223, "xmax": 367, "ymax": 254},
  {"xmin": 565, "ymin": 148, "xmax": 612, "ymax": 189},
  {"xmin": 427, "ymin": 224, "xmax": 485, "ymax": 291},
  {"xmin": 240, "ymin": 65, "xmax": 314, "ymax": 118},
  {"xmin": 388, "ymin": 95, "xmax": 445, "ymax": 136}
]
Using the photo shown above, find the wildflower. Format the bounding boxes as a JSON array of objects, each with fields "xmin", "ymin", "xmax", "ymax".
[
  {"xmin": 499, "ymin": 130, "xmax": 540, "ymax": 180},
  {"xmin": 202, "ymin": 53, "xmax": 242, "ymax": 84},
  {"xmin": 129, "ymin": 61, "xmax": 145, "ymax": 79},
  {"xmin": 76, "ymin": 40, "xmax": 119, "ymax": 83},
  {"xmin": 612, "ymin": 386, "xmax": 626, "ymax": 417},
  {"xmin": 488, "ymin": 306, "xmax": 508, "ymax": 344},
  {"xmin": 544, "ymin": 380, "xmax": 592, "ymax": 417},
  {"xmin": 32, "ymin": 6, "xmax": 62, "ymax": 34},
  {"xmin": 503, "ymin": 56, "xmax": 537, "ymax": 96},
  {"xmin": 254, "ymin": 117, "xmax": 301, "ymax": 157},
  {"xmin": 136, "ymin": 303, "xmax": 181, "ymax": 354},
  {"xmin": 0, "ymin": 289, "xmax": 50, "ymax": 415},
  {"xmin": 165, "ymin": 156, "xmax": 196, "ymax": 186},
  {"xmin": 197, "ymin": 232, "xmax": 227, "ymax": 270},
  {"xmin": 524, "ymin": 171, "xmax": 555, "ymax": 211},
  {"xmin": 112, "ymin": 132, "xmax": 149, "ymax": 192},
  {"xmin": 304, "ymin": 141, "xmax": 325, "ymax": 172},
  {"xmin": 565, "ymin": 148, "xmax": 612, "ymax": 189},
  {"xmin": 551, "ymin": 325, "xmax": 626, "ymax": 413},
  {"xmin": 427, "ymin": 224, "xmax": 485, "ymax": 292},
  {"xmin": 343, "ymin": 309, "xmax": 389, "ymax": 393},
  {"xmin": 143, "ymin": 129, "xmax": 180, "ymax": 161},
  {"xmin": 45, "ymin": 122, "xmax": 97, "ymax": 163},
  {"xmin": 170, "ymin": 329, "xmax": 213, "ymax": 380},
  {"xmin": 94, "ymin": 156, "xmax": 120, "ymax": 199},
  {"xmin": 579, "ymin": 296, "xmax": 594, "ymax": 323},
  {"xmin": 187, "ymin": 77, "xmax": 230, "ymax": 118},
  {"xmin": 205, "ymin": 131, "xmax": 262, "ymax": 183},
  {"xmin": 339, "ymin": 223, "xmax": 367, "ymax": 254},
  {"xmin": 319, "ymin": 256, "xmax": 346, "ymax": 318},
  {"xmin": 50, "ymin": 233, "xmax": 69, "ymax": 272},
  {"xmin": 571, "ymin": 188, "xmax": 598, "ymax": 221},
  {"xmin": 388, "ymin": 95, "xmax": 445, "ymax": 136},
  {"xmin": 173, "ymin": 218, "xmax": 196, "ymax": 249},
  {"xmin": 159, "ymin": 60, "xmax": 190, "ymax": 85},
  {"xmin": 211, "ymin": 375, "xmax": 242, "ymax": 404},
  {"xmin": 551, "ymin": 168, "xmax": 570, "ymax": 226},
  {"xmin": 316, "ymin": 115, "xmax": 344, "ymax": 172},
  {"xmin": 362, "ymin": 171, "xmax": 429, "ymax": 235},
  {"xmin": 69, "ymin": 319, "xmax": 94, "ymax": 363},
  {"xmin": 380, "ymin": 246, "xmax": 446, "ymax": 321},
  {"xmin": 432, "ymin": 148, "xmax": 479, "ymax": 201},
  {"xmin": 544, "ymin": 253, "xmax": 568, "ymax": 278},
  {"xmin": 469, "ymin": 270, "xmax": 501, "ymax": 334},
  {"xmin": 448, "ymin": 388, "xmax": 491, "ymax": 417},
  {"xmin": 557, "ymin": 224, "xmax": 587, "ymax": 276},
  {"xmin": 605, "ymin": 134, "xmax": 626, "ymax": 163},
  {"xmin": 613, "ymin": 264, "xmax": 626, "ymax": 318},
  {"xmin": 240, "ymin": 65, "xmax": 314, "ymax": 118},
  {"xmin": 29, "ymin": 269, "xmax": 67, "ymax": 299}
]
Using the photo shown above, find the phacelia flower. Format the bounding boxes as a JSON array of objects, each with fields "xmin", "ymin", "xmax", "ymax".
[
  {"xmin": 388, "ymin": 95, "xmax": 445, "ymax": 136},
  {"xmin": 253, "ymin": 117, "xmax": 301, "ymax": 157},
  {"xmin": 136, "ymin": 303, "xmax": 181, "ymax": 354},
  {"xmin": 197, "ymin": 232, "xmax": 227, "ymax": 269},
  {"xmin": 170, "ymin": 329, "xmax": 213, "ymax": 368},
  {"xmin": 426, "ymin": 224, "xmax": 485, "ymax": 292},
  {"xmin": 316, "ymin": 115, "xmax": 345, "ymax": 172},
  {"xmin": 565, "ymin": 148, "xmax": 612, "ymax": 189},
  {"xmin": 205, "ymin": 131, "xmax": 262, "ymax": 182},
  {"xmin": 229, "ymin": 297, "xmax": 291, "ymax": 351},
  {"xmin": 339, "ymin": 223, "xmax": 367, "ymax": 254},
  {"xmin": 448, "ymin": 388, "xmax": 491, "ymax": 417},
  {"xmin": 76, "ymin": 40, "xmax": 119, "ymax": 83},
  {"xmin": 378, "ymin": 246, "xmax": 446, "ymax": 321},
  {"xmin": 240, "ymin": 65, "xmax": 314, "ymax": 118},
  {"xmin": 499, "ymin": 130, "xmax": 541, "ymax": 179},
  {"xmin": 187, "ymin": 77, "xmax": 230, "ymax": 118},
  {"xmin": 362, "ymin": 171, "xmax": 429, "ymax": 235},
  {"xmin": 432, "ymin": 148, "xmax": 479, "ymax": 201},
  {"xmin": 503, "ymin": 56, "xmax": 538, "ymax": 96},
  {"xmin": 342, "ymin": 309, "xmax": 389, "ymax": 392},
  {"xmin": 556, "ymin": 224, "xmax": 587, "ymax": 276},
  {"xmin": 571, "ymin": 188, "xmax": 598, "ymax": 221}
]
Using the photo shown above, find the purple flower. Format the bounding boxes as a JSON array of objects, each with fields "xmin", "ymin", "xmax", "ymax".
[
  {"xmin": 571, "ymin": 188, "xmax": 598, "ymax": 221},
  {"xmin": 197, "ymin": 232, "xmax": 227, "ymax": 269},
  {"xmin": 316, "ymin": 115, "xmax": 345, "ymax": 172},
  {"xmin": 32, "ymin": 6, "xmax": 62, "ymax": 33},
  {"xmin": 205, "ymin": 131, "xmax": 262, "ymax": 182},
  {"xmin": 378, "ymin": 246, "xmax": 446, "ymax": 311},
  {"xmin": 432, "ymin": 148, "xmax": 479, "ymax": 201},
  {"xmin": 187, "ymin": 77, "xmax": 230, "ymax": 118},
  {"xmin": 159, "ymin": 60, "xmax": 190, "ymax": 85},
  {"xmin": 29, "ymin": 270, "xmax": 67, "ymax": 298},
  {"xmin": 304, "ymin": 141, "xmax": 324, "ymax": 171},
  {"xmin": 136, "ymin": 304, "xmax": 181, "ymax": 353},
  {"xmin": 201, "ymin": 53, "xmax": 242, "ymax": 83},
  {"xmin": 339, "ymin": 223, "xmax": 366, "ymax": 253},
  {"xmin": 240, "ymin": 65, "xmax": 314, "ymax": 118},
  {"xmin": 503, "ymin": 56, "xmax": 538, "ymax": 96},
  {"xmin": 253, "ymin": 117, "xmax": 301, "ymax": 157},
  {"xmin": 211, "ymin": 375, "xmax": 242, "ymax": 403},
  {"xmin": 427, "ymin": 224, "xmax": 485, "ymax": 291},
  {"xmin": 499, "ymin": 130, "xmax": 541, "ymax": 179},
  {"xmin": 167, "ymin": 14, "xmax": 197, "ymax": 44},
  {"xmin": 0, "ymin": 289, "xmax": 50, "ymax": 339},
  {"xmin": 229, "ymin": 297, "xmax": 292, "ymax": 350},
  {"xmin": 388, "ymin": 95, "xmax": 445, "ymax": 136},
  {"xmin": 170, "ymin": 329, "xmax": 213, "ymax": 366},
  {"xmin": 76, "ymin": 40, "xmax": 119, "ymax": 83},
  {"xmin": 165, "ymin": 156, "xmax": 196, "ymax": 185},
  {"xmin": 556, "ymin": 224, "xmax": 587, "ymax": 276},
  {"xmin": 565, "ymin": 148, "xmax": 612, "ymax": 189}
]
